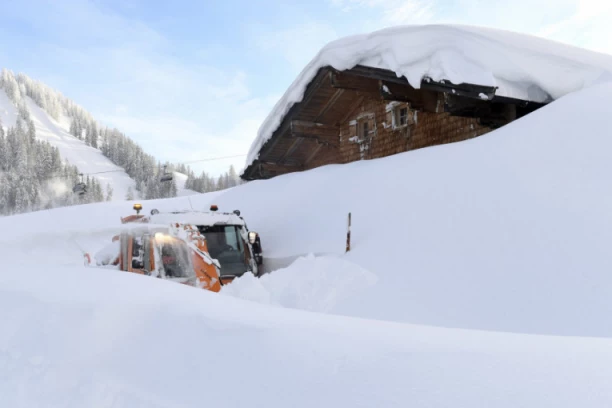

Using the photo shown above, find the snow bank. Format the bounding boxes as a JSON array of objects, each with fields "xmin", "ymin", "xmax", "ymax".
[
  {"xmin": 221, "ymin": 254, "xmax": 377, "ymax": 313},
  {"xmin": 245, "ymin": 24, "xmax": 612, "ymax": 169},
  {"xmin": 222, "ymin": 82, "xmax": 612, "ymax": 337},
  {"xmin": 3, "ymin": 260, "xmax": 612, "ymax": 408},
  {"xmin": 93, "ymin": 239, "xmax": 120, "ymax": 266},
  {"xmin": 5, "ymin": 82, "xmax": 612, "ymax": 406}
]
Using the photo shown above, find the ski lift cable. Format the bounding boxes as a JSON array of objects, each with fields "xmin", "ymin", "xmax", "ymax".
[
  {"xmin": 180, "ymin": 154, "xmax": 246, "ymax": 165},
  {"xmin": 51, "ymin": 153, "xmax": 248, "ymax": 188}
]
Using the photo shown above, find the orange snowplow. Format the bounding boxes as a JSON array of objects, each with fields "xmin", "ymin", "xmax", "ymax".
[
  {"xmin": 120, "ymin": 203, "xmax": 264, "ymax": 279},
  {"xmin": 87, "ymin": 221, "xmax": 236, "ymax": 291}
]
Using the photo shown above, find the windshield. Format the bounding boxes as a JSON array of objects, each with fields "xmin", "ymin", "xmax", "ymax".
[
  {"xmin": 158, "ymin": 237, "xmax": 195, "ymax": 279},
  {"xmin": 197, "ymin": 224, "xmax": 248, "ymax": 276}
]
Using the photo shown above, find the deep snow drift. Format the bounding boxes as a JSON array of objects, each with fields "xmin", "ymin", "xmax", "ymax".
[
  {"xmin": 2, "ymin": 83, "xmax": 612, "ymax": 407},
  {"xmin": 4, "ymin": 261, "xmax": 612, "ymax": 408},
  {"xmin": 246, "ymin": 24, "xmax": 612, "ymax": 169},
  {"xmin": 229, "ymin": 82, "xmax": 612, "ymax": 337}
]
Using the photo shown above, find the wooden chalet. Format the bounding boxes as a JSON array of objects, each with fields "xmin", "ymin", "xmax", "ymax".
[{"xmin": 241, "ymin": 65, "xmax": 547, "ymax": 180}]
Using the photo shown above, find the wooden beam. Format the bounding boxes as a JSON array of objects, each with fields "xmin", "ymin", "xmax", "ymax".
[
  {"xmin": 278, "ymin": 137, "xmax": 305, "ymax": 164},
  {"xmin": 303, "ymin": 143, "xmax": 324, "ymax": 166},
  {"xmin": 379, "ymin": 80, "xmax": 442, "ymax": 112},
  {"xmin": 331, "ymin": 71, "xmax": 380, "ymax": 93},
  {"xmin": 344, "ymin": 65, "xmax": 411, "ymax": 86},
  {"xmin": 290, "ymin": 120, "xmax": 339, "ymax": 147},
  {"xmin": 258, "ymin": 67, "xmax": 332, "ymax": 160},
  {"xmin": 337, "ymin": 95, "xmax": 364, "ymax": 125},
  {"xmin": 314, "ymin": 87, "xmax": 345, "ymax": 122},
  {"xmin": 257, "ymin": 162, "xmax": 304, "ymax": 178},
  {"xmin": 291, "ymin": 120, "xmax": 337, "ymax": 136},
  {"xmin": 421, "ymin": 76, "xmax": 497, "ymax": 100},
  {"xmin": 380, "ymin": 80, "xmax": 421, "ymax": 105}
]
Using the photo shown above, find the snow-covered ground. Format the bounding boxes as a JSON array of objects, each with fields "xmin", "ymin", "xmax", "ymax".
[{"xmin": 2, "ymin": 79, "xmax": 612, "ymax": 406}]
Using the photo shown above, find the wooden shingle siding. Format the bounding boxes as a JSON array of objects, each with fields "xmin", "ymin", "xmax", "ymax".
[{"xmin": 338, "ymin": 93, "xmax": 490, "ymax": 164}]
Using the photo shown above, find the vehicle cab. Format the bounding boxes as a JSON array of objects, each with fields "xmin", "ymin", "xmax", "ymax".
[{"xmin": 123, "ymin": 205, "xmax": 263, "ymax": 279}]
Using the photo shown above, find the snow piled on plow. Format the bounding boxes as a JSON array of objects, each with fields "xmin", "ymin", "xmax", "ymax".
[{"xmin": 220, "ymin": 254, "xmax": 377, "ymax": 313}]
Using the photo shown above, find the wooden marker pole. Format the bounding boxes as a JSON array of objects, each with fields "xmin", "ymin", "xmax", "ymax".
[{"xmin": 346, "ymin": 212, "xmax": 351, "ymax": 252}]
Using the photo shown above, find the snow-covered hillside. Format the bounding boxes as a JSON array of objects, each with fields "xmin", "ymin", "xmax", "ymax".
[
  {"xmin": 2, "ymin": 80, "xmax": 612, "ymax": 407},
  {"xmin": 0, "ymin": 85, "xmax": 138, "ymax": 201},
  {"xmin": 0, "ymin": 86, "xmax": 18, "ymax": 129},
  {"xmin": 0, "ymin": 83, "xmax": 201, "ymax": 203},
  {"xmin": 23, "ymin": 95, "xmax": 137, "ymax": 200}
]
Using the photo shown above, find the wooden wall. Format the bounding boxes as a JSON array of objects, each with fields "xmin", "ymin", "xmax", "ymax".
[{"xmin": 337, "ymin": 93, "xmax": 491, "ymax": 164}]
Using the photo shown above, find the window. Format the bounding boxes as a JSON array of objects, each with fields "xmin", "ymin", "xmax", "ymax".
[
  {"xmin": 159, "ymin": 238, "xmax": 194, "ymax": 279},
  {"xmin": 394, "ymin": 105, "xmax": 409, "ymax": 128},
  {"xmin": 356, "ymin": 115, "xmax": 375, "ymax": 140},
  {"xmin": 362, "ymin": 121, "xmax": 369, "ymax": 137},
  {"xmin": 197, "ymin": 224, "xmax": 250, "ymax": 276},
  {"xmin": 386, "ymin": 103, "xmax": 411, "ymax": 129},
  {"xmin": 398, "ymin": 107, "xmax": 408, "ymax": 126}
]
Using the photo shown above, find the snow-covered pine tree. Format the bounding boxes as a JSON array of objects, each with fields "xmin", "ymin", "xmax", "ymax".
[{"xmin": 106, "ymin": 183, "xmax": 113, "ymax": 201}]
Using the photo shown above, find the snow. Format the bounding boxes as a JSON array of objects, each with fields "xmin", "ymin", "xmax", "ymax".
[
  {"xmin": 3, "ymin": 82, "xmax": 612, "ymax": 406},
  {"xmin": 172, "ymin": 171, "xmax": 199, "ymax": 196},
  {"xmin": 93, "ymin": 239, "xmax": 120, "ymax": 266},
  {"xmin": 23, "ymin": 96, "xmax": 138, "ymax": 201},
  {"xmin": 244, "ymin": 24, "xmax": 612, "ymax": 170},
  {"xmin": 0, "ymin": 88, "xmax": 18, "ymax": 130},
  {"xmin": 4, "ymin": 261, "xmax": 612, "ymax": 408},
  {"xmin": 145, "ymin": 209, "xmax": 246, "ymax": 227},
  {"xmin": 221, "ymin": 254, "xmax": 378, "ymax": 313}
]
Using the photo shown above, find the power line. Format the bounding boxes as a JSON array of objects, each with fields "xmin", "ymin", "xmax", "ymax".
[
  {"xmin": 45, "ymin": 153, "xmax": 247, "ymax": 181},
  {"xmin": 181, "ymin": 154, "xmax": 247, "ymax": 165},
  {"xmin": 84, "ymin": 169, "xmax": 126, "ymax": 176}
]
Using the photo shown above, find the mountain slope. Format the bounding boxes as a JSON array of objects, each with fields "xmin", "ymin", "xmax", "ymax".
[
  {"xmin": 0, "ymin": 70, "xmax": 199, "ymax": 205},
  {"xmin": 22, "ymin": 94, "xmax": 137, "ymax": 200}
]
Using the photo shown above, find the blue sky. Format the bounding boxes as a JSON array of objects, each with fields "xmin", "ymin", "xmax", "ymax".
[{"xmin": 0, "ymin": 0, "xmax": 610, "ymax": 175}]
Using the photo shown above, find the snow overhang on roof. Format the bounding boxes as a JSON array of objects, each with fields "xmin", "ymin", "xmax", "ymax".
[{"xmin": 241, "ymin": 24, "xmax": 612, "ymax": 179}]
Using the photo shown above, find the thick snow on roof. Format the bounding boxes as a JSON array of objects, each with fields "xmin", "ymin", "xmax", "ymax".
[{"xmin": 244, "ymin": 24, "xmax": 612, "ymax": 170}]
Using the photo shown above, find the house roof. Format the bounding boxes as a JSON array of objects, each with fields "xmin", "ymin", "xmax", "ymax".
[{"xmin": 241, "ymin": 24, "xmax": 612, "ymax": 180}]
